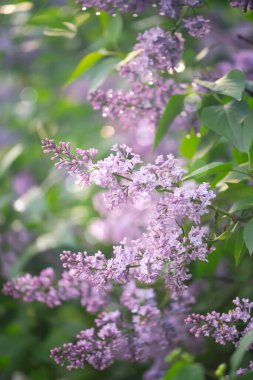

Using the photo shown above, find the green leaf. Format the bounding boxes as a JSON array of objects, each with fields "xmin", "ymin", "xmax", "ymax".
[
  {"xmin": 243, "ymin": 218, "xmax": 253, "ymax": 256},
  {"xmin": 105, "ymin": 14, "xmax": 123, "ymax": 45},
  {"xmin": 164, "ymin": 361, "xmax": 187, "ymax": 380},
  {"xmin": 44, "ymin": 27, "xmax": 76, "ymax": 38},
  {"xmin": 230, "ymin": 330, "xmax": 253, "ymax": 378},
  {"xmin": 0, "ymin": 143, "xmax": 23, "ymax": 177},
  {"xmin": 183, "ymin": 162, "xmax": 232, "ymax": 181},
  {"xmin": 216, "ymin": 163, "xmax": 249, "ymax": 189},
  {"xmin": 201, "ymin": 101, "xmax": 250, "ymax": 152},
  {"xmin": 233, "ymin": 228, "xmax": 245, "ymax": 266},
  {"xmin": 229, "ymin": 197, "xmax": 253, "ymax": 213},
  {"xmin": 248, "ymin": 140, "xmax": 253, "ymax": 170},
  {"xmin": 214, "ymin": 225, "xmax": 235, "ymax": 242},
  {"xmin": 241, "ymin": 112, "xmax": 253, "ymax": 153},
  {"xmin": 180, "ymin": 129, "xmax": 200, "ymax": 159},
  {"xmin": 65, "ymin": 50, "xmax": 109, "ymax": 86},
  {"xmin": 88, "ymin": 57, "xmax": 121, "ymax": 91},
  {"xmin": 193, "ymin": 132, "xmax": 220, "ymax": 162},
  {"xmin": 154, "ymin": 95, "xmax": 185, "ymax": 150},
  {"xmin": 196, "ymin": 70, "xmax": 246, "ymax": 101},
  {"xmin": 164, "ymin": 363, "xmax": 205, "ymax": 380}
]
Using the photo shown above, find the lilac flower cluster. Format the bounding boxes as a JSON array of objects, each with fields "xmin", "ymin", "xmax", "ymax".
[
  {"xmin": 3, "ymin": 267, "xmax": 109, "ymax": 313},
  {"xmin": 183, "ymin": 16, "xmax": 210, "ymax": 38},
  {"xmin": 51, "ymin": 281, "xmax": 195, "ymax": 377},
  {"xmin": 119, "ymin": 28, "xmax": 184, "ymax": 83},
  {"xmin": 88, "ymin": 23, "xmax": 207, "ymax": 152},
  {"xmin": 79, "ymin": 0, "xmax": 210, "ymax": 44},
  {"xmin": 79, "ymin": 0, "xmax": 203, "ymax": 18},
  {"xmin": 88, "ymin": 27, "xmax": 186, "ymax": 146},
  {"xmin": 89, "ymin": 78, "xmax": 180, "ymax": 135},
  {"xmin": 43, "ymin": 139, "xmax": 215, "ymax": 297},
  {"xmin": 230, "ymin": 0, "xmax": 253, "ymax": 12},
  {"xmin": 42, "ymin": 139, "xmax": 97, "ymax": 186},
  {"xmin": 79, "ymin": 0, "xmax": 253, "ymax": 15},
  {"xmin": 185, "ymin": 298, "xmax": 253, "ymax": 377},
  {"xmin": 88, "ymin": 22, "xmax": 207, "ymax": 152},
  {"xmin": 186, "ymin": 297, "xmax": 253, "ymax": 345}
]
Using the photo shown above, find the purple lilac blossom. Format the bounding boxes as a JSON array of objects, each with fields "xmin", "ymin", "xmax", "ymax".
[
  {"xmin": 88, "ymin": 79, "xmax": 179, "ymax": 131},
  {"xmin": 51, "ymin": 282, "xmax": 195, "ymax": 377},
  {"xmin": 79, "ymin": 0, "xmax": 203, "ymax": 18},
  {"xmin": 119, "ymin": 28, "xmax": 184, "ymax": 84},
  {"xmin": 230, "ymin": 0, "xmax": 253, "ymax": 12},
  {"xmin": 186, "ymin": 298, "xmax": 253, "ymax": 376},
  {"xmin": 183, "ymin": 16, "xmax": 211, "ymax": 37},
  {"xmin": 3, "ymin": 268, "xmax": 109, "ymax": 313},
  {"xmin": 43, "ymin": 139, "xmax": 215, "ymax": 296}
]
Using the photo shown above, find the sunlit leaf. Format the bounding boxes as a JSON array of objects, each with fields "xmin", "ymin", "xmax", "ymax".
[
  {"xmin": 164, "ymin": 363, "xmax": 205, "ymax": 380},
  {"xmin": 180, "ymin": 129, "xmax": 200, "ymax": 159},
  {"xmin": 66, "ymin": 50, "xmax": 110, "ymax": 86},
  {"xmin": 183, "ymin": 162, "xmax": 232, "ymax": 181},
  {"xmin": 117, "ymin": 49, "xmax": 143, "ymax": 69},
  {"xmin": 44, "ymin": 28, "xmax": 76, "ymax": 38},
  {"xmin": 196, "ymin": 70, "xmax": 246, "ymax": 101},
  {"xmin": 0, "ymin": 143, "xmax": 23, "ymax": 177}
]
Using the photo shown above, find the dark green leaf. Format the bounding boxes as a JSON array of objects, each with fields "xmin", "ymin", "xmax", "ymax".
[
  {"xmin": 196, "ymin": 70, "xmax": 246, "ymax": 101},
  {"xmin": 201, "ymin": 101, "xmax": 250, "ymax": 152},
  {"xmin": 243, "ymin": 218, "xmax": 253, "ymax": 256},
  {"xmin": 233, "ymin": 228, "xmax": 245, "ymax": 266},
  {"xmin": 248, "ymin": 140, "xmax": 253, "ymax": 170},
  {"xmin": 241, "ymin": 112, "xmax": 253, "ymax": 153},
  {"xmin": 154, "ymin": 95, "xmax": 185, "ymax": 150},
  {"xmin": 230, "ymin": 330, "xmax": 253, "ymax": 378}
]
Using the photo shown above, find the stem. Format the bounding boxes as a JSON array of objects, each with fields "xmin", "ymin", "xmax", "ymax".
[
  {"xmin": 113, "ymin": 173, "xmax": 133, "ymax": 182},
  {"xmin": 212, "ymin": 93, "xmax": 223, "ymax": 104},
  {"xmin": 172, "ymin": 6, "xmax": 190, "ymax": 33},
  {"xmin": 231, "ymin": 169, "xmax": 252, "ymax": 178},
  {"xmin": 208, "ymin": 205, "xmax": 235, "ymax": 220}
]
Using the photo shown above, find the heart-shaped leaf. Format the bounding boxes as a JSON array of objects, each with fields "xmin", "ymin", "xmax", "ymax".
[{"xmin": 196, "ymin": 70, "xmax": 246, "ymax": 101}]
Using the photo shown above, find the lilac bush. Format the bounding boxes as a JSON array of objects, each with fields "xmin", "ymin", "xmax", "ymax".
[{"xmin": 3, "ymin": 0, "xmax": 253, "ymax": 379}]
